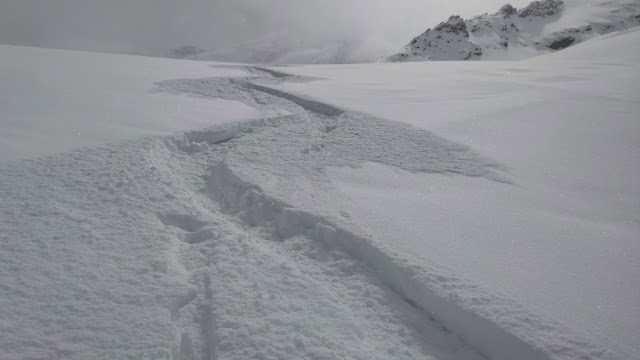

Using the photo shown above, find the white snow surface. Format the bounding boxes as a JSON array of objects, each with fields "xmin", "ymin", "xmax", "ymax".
[
  {"xmin": 0, "ymin": 45, "xmax": 259, "ymax": 161},
  {"xmin": 273, "ymin": 28, "xmax": 640, "ymax": 359},
  {"xmin": 1, "ymin": 29, "xmax": 639, "ymax": 360}
]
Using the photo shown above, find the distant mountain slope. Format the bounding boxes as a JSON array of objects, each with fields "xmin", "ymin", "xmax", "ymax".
[
  {"xmin": 385, "ymin": 0, "xmax": 640, "ymax": 61},
  {"xmin": 168, "ymin": 35, "xmax": 394, "ymax": 65},
  {"xmin": 166, "ymin": 45, "xmax": 206, "ymax": 59}
]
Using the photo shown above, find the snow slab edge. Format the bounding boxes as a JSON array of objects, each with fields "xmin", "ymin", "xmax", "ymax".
[{"xmin": 198, "ymin": 123, "xmax": 612, "ymax": 360}]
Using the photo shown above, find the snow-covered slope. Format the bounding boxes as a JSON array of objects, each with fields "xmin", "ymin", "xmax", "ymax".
[
  {"xmin": 386, "ymin": 15, "xmax": 484, "ymax": 61},
  {"xmin": 0, "ymin": 46, "xmax": 486, "ymax": 360},
  {"xmin": 385, "ymin": 0, "xmax": 640, "ymax": 61},
  {"xmin": 273, "ymin": 27, "xmax": 640, "ymax": 359},
  {"xmin": 0, "ymin": 45, "xmax": 260, "ymax": 161},
  {"xmin": 1, "ymin": 29, "xmax": 639, "ymax": 360}
]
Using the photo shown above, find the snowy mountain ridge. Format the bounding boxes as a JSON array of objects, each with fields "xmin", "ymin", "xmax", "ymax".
[{"xmin": 385, "ymin": 0, "xmax": 640, "ymax": 61}]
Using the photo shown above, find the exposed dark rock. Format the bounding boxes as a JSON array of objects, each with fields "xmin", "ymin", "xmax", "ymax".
[
  {"xmin": 434, "ymin": 16, "xmax": 470, "ymax": 37},
  {"xmin": 519, "ymin": 0, "xmax": 564, "ymax": 18},
  {"xmin": 498, "ymin": 4, "xmax": 518, "ymax": 18},
  {"xmin": 386, "ymin": 0, "xmax": 638, "ymax": 62},
  {"xmin": 547, "ymin": 36, "xmax": 575, "ymax": 50}
]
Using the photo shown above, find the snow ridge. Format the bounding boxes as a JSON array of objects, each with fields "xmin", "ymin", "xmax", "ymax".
[
  {"xmin": 518, "ymin": 0, "xmax": 565, "ymax": 18},
  {"xmin": 385, "ymin": 0, "xmax": 640, "ymax": 61}
]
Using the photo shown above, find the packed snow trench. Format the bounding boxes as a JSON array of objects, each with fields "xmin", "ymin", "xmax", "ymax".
[{"xmin": 1, "ymin": 41, "xmax": 638, "ymax": 360}]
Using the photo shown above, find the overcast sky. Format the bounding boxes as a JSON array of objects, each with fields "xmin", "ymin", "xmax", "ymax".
[{"xmin": 0, "ymin": 0, "xmax": 534, "ymax": 56}]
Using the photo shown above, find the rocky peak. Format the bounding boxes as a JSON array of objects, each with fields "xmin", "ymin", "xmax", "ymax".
[
  {"xmin": 434, "ymin": 16, "xmax": 469, "ymax": 37},
  {"xmin": 518, "ymin": 0, "xmax": 564, "ymax": 18},
  {"xmin": 385, "ymin": 0, "xmax": 639, "ymax": 63},
  {"xmin": 497, "ymin": 4, "xmax": 518, "ymax": 18}
]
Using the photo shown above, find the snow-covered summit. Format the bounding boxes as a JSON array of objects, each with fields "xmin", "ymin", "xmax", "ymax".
[
  {"xmin": 433, "ymin": 15, "xmax": 470, "ymax": 36},
  {"xmin": 385, "ymin": 15, "xmax": 483, "ymax": 62},
  {"xmin": 385, "ymin": 0, "xmax": 640, "ymax": 61}
]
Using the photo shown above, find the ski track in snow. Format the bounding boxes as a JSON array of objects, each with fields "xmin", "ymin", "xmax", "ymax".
[{"xmin": 0, "ymin": 65, "xmax": 613, "ymax": 360}]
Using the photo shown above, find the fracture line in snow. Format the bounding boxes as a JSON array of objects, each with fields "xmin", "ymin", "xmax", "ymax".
[
  {"xmin": 151, "ymin": 143, "xmax": 485, "ymax": 360},
  {"xmin": 153, "ymin": 66, "xmax": 606, "ymax": 360},
  {"xmin": 160, "ymin": 66, "xmax": 511, "ymax": 360},
  {"xmin": 206, "ymin": 160, "xmax": 546, "ymax": 360}
]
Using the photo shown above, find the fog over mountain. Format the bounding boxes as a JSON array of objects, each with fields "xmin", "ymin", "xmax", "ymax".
[{"xmin": 0, "ymin": 0, "xmax": 534, "ymax": 61}]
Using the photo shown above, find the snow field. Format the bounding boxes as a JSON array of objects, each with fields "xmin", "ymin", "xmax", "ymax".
[
  {"xmin": 272, "ymin": 28, "xmax": 640, "ymax": 359},
  {"xmin": 0, "ymin": 59, "xmax": 492, "ymax": 359},
  {"xmin": 0, "ymin": 45, "xmax": 259, "ymax": 161},
  {"xmin": 156, "ymin": 66, "xmax": 612, "ymax": 359},
  {"xmin": 2, "ymin": 29, "xmax": 639, "ymax": 360}
]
